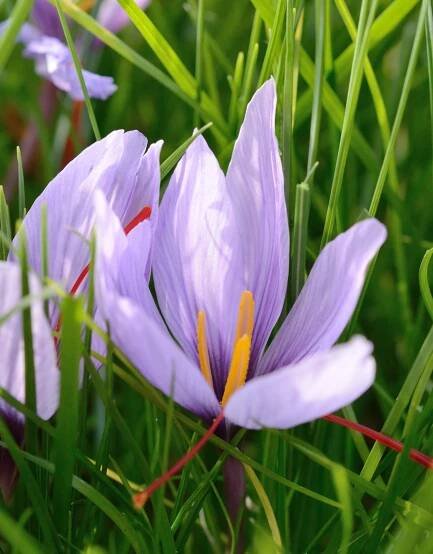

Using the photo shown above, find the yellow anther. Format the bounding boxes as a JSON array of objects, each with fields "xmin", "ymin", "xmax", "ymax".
[
  {"xmin": 221, "ymin": 335, "xmax": 251, "ymax": 406},
  {"xmin": 234, "ymin": 290, "xmax": 255, "ymax": 344},
  {"xmin": 197, "ymin": 310, "xmax": 213, "ymax": 388}
]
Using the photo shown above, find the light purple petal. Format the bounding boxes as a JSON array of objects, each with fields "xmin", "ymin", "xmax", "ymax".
[
  {"xmin": 23, "ymin": 35, "xmax": 117, "ymax": 100},
  {"xmin": 97, "ymin": 0, "xmax": 151, "ymax": 34},
  {"xmin": 225, "ymin": 336, "xmax": 375, "ymax": 429},
  {"xmin": 226, "ymin": 78, "xmax": 289, "ymax": 369},
  {"xmin": 10, "ymin": 131, "xmax": 161, "ymax": 325},
  {"xmin": 0, "ymin": 262, "xmax": 59, "ymax": 422},
  {"xmin": 94, "ymin": 193, "xmax": 220, "ymax": 419},
  {"xmin": 257, "ymin": 219, "xmax": 386, "ymax": 376},
  {"xmin": 153, "ymin": 134, "xmax": 244, "ymax": 398},
  {"xmin": 32, "ymin": 0, "xmax": 63, "ymax": 39}
]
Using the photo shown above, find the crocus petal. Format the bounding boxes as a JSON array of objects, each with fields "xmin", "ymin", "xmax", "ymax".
[
  {"xmin": 32, "ymin": 0, "xmax": 63, "ymax": 39},
  {"xmin": 97, "ymin": 0, "xmax": 151, "ymax": 34},
  {"xmin": 225, "ymin": 78, "xmax": 289, "ymax": 368},
  {"xmin": 257, "ymin": 219, "xmax": 386, "ymax": 376},
  {"xmin": 225, "ymin": 336, "xmax": 375, "ymax": 429},
  {"xmin": 94, "ymin": 192, "xmax": 220, "ymax": 419},
  {"xmin": 10, "ymin": 131, "xmax": 160, "ymax": 324},
  {"xmin": 23, "ymin": 35, "xmax": 117, "ymax": 100},
  {"xmin": 153, "ymin": 134, "xmax": 244, "ymax": 397},
  {"xmin": 0, "ymin": 262, "xmax": 59, "ymax": 422}
]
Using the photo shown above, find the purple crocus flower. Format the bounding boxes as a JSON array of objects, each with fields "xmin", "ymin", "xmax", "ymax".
[
  {"xmin": 0, "ymin": 130, "xmax": 161, "ymax": 499},
  {"xmin": 94, "ymin": 79, "xmax": 387, "ymax": 430},
  {"xmin": 0, "ymin": 261, "xmax": 58, "ymax": 500}
]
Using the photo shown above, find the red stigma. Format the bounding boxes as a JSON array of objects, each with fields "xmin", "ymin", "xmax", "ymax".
[
  {"xmin": 123, "ymin": 205, "xmax": 152, "ymax": 235},
  {"xmin": 133, "ymin": 411, "xmax": 224, "ymax": 509},
  {"xmin": 323, "ymin": 414, "xmax": 433, "ymax": 470}
]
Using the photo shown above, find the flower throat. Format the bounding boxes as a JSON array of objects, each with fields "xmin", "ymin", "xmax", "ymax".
[{"xmin": 196, "ymin": 290, "xmax": 255, "ymax": 405}]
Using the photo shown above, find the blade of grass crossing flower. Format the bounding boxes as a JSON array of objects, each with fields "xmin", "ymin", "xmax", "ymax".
[
  {"xmin": 16, "ymin": 147, "xmax": 26, "ymax": 219},
  {"xmin": 81, "ymin": 234, "xmax": 96, "ymax": 449},
  {"xmin": 53, "ymin": 297, "xmax": 83, "ymax": 537},
  {"xmin": 160, "ymin": 122, "xmax": 213, "ymax": 180},
  {"xmin": 39, "ymin": 204, "xmax": 49, "ymax": 321},
  {"xmin": 19, "ymin": 233, "xmax": 37, "ymax": 457},
  {"xmin": 54, "ymin": 0, "xmax": 101, "ymax": 140},
  {"xmin": 243, "ymin": 463, "xmax": 282, "ymax": 549},
  {"xmin": 0, "ymin": 419, "xmax": 58, "ymax": 551},
  {"xmin": 0, "ymin": 508, "xmax": 44, "ymax": 554},
  {"xmin": 257, "ymin": 0, "xmax": 286, "ymax": 85},
  {"xmin": 194, "ymin": 0, "xmax": 204, "ymax": 127},
  {"xmin": 321, "ymin": 0, "xmax": 379, "ymax": 247},
  {"xmin": 0, "ymin": 187, "xmax": 11, "ymax": 260},
  {"xmin": 419, "ymin": 248, "xmax": 433, "ymax": 321},
  {"xmin": 0, "ymin": 0, "xmax": 33, "ymax": 72}
]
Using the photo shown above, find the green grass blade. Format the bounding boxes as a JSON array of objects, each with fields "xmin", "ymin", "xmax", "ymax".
[
  {"xmin": 0, "ymin": 0, "xmax": 33, "ymax": 72},
  {"xmin": 419, "ymin": 248, "xmax": 433, "ymax": 320},
  {"xmin": 18, "ymin": 233, "xmax": 37, "ymax": 456},
  {"xmin": 194, "ymin": 0, "xmax": 204, "ymax": 127},
  {"xmin": 368, "ymin": 0, "xmax": 428, "ymax": 217},
  {"xmin": 0, "ymin": 186, "xmax": 11, "ymax": 260},
  {"xmin": 257, "ymin": 0, "xmax": 286, "ymax": 85},
  {"xmin": 321, "ymin": 0, "xmax": 379, "ymax": 247},
  {"xmin": 16, "ymin": 147, "xmax": 26, "ymax": 219},
  {"xmin": 52, "ymin": 297, "xmax": 83, "ymax": 536},
  {"xmin": 160, "ymin": 122, "xmax": 213, "ymax": 180},
  {"xmin": 116, "ymin": 0, "xmax": 197, "ymax": 97}
]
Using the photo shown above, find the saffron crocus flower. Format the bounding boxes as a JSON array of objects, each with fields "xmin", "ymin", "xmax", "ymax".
[
  {"xmin": 1, "ymin": 130, "xmax": 160, "ymax": 500},
  {"xmin": 0, "ymin": 261, "xmax": 58, "ymax": 500},
  {"xmin": 10, "ymin": 130, "xmax": 162, "ymax": 325},
  {"xmin": 94, "ymin": 78, "xmax": 387, "ymax": 431}
]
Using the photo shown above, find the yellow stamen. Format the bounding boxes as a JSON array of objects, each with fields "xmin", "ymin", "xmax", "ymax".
[
  {"xmin": 197, "ymin": 310, "xmax": 213, "ymax": 388},
  {"xmin": 233, "ymin": 290, "xmax": 255, "ymax": 344},
  {"xmin": 221, "ymin": 335, "xmax": 251, "ymax": 406}
]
